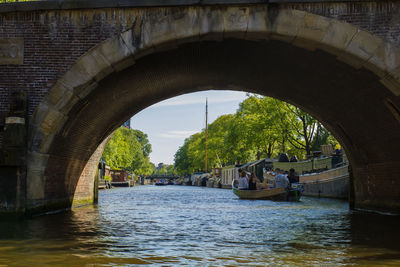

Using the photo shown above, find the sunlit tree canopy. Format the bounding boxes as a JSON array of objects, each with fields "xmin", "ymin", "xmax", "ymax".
[{"xmin": 174, "ymin": 94, "xmax": 339, "ymax": 175}]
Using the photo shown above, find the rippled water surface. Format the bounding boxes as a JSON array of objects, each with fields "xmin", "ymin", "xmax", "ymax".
[{"xmin": 1, "ymin": 186, "xmax": 400, "ymax": 266}]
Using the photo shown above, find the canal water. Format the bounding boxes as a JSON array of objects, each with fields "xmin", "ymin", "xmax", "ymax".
[{"xmin": 0, "ymin": 186, "xmax": 399, "ymax": 266}]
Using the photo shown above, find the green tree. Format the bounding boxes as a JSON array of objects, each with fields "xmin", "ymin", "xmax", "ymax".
[
  {"xmin": 102, "ymin": 127, "xmax": 153, "ymax": 175},
  {"xmin": 0, "ymin": 0, "xmax": 36, "ymax": 3},
  {"xmin": 174, "ymin": 138, "xmax": 192, "ymax": 174},
  {"xmin": 173, "ymin": 95, "xmax": 339, "ymax": 174},
  {"xmin": 236, "ymin": 95, "xmax": 283, "ymax": 159},
  {"xmin": 277, "ymin": 103, "xmax": 319, "ymax": 156},
  {"xmin": 153, "ymin": 164, "xmax": 176, "ymax": 175}
]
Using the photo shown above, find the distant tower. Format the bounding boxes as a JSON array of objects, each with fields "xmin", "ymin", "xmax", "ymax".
[{"xmin": 122, "ymin": 120, "xmax": 131, "ymax": 129}]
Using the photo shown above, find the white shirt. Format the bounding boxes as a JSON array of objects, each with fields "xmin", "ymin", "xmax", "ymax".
[
  {"xmin": 238, "ymin": 176, "xmax": 248, "ymax": 189},
  {"xmin": 275, "ymin": 174, "xmax": 289, "ymax": 188}
]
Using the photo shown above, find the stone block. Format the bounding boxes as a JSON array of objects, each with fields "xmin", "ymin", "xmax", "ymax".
[
  {"xmin": 44, "ymin": 82, "xmax": 79, "ymax": 116},
  {"xmin": 93, "ymin": 35, "xmax": 134, "ymax": 72},
  {"xmin": 120, "ymin": 29, "xmax": 143, "ymax": 62},
  {"xmin": 246, "ymin": 6, "xmax": 271, "ymax": 40},
  {"xmin": 45, "ymin": 82, "xmax": 70, "ymax": 107},
  {"xmin": 26, "ymin": 170, "xmax": 46, "ymax": 200},
  {"xmin": 271, "ymin": 9, "xmax": 306, "ymax": 43},
  {"xmin": 40, "ymin": 108, "xmax": 66, "ymax": 136},
  {"xmin": 293, "ymin": 13, "xmax": 330, "ymax": 51},
  {"xmin": 171, "ymin": 7, "xmax": 201, "ymax": 44},
  {"xmin": 223, "ymin": 7, "xmax": 249, "ymax": 39},
  {"xmin": 27, "ymin": 151, "xmax": 49, "ymax": 172},
  {"xmin": 144, "ymin": 8, "xmax": 177, "ymax": 48},
  {"xmin": 120, "ymin": 29, "xmax": 137, "ymax": 53},
  {"xmin": 81, "ymin": 47, "xmax": 114, "ymax": 82},
  {"xmin": 336, "ymin": 52, "xmax": 364, "ymax": 69},
  {"xmin": 58, "ymin": 93, "xmax": 80, "ymax": 116},
  {"xmin": 335, "ymin": 30, "xmax": 384, "ymax": 70},
  {"xmin": 76, "ymin": 81, "xmax": 98, "ymax": 100},
  {"xmin": 199, "ymin": 7, "xmax": 224, "ymax": 41},
  {"xmin": 27, "ymin": 124, "xmax": 43, "ymax": 152},
  {"xmin": 133, "ymin": 16, "xmax": 155, "ymax": 52},
  {"xmin": 30, "ymin": 102, "xmax": 51, "ymax": 128},
  {"xmin": 58, "ymin": 59, "xmax": 94, "ymax": 91},
  {"xmin": 5, "ymin": 117, "xmax": 25, "ymax": 124},
  {"xmin": 120, "ymin": 14, "xmax": 155, "ymax": 60},
  {"xmin": 0, "ymin": 38, "xmax": 24, "ymax": 65},
  {"xmin": 113, "ymin": 56, "xmax": 136, "ymax": 72},
  {"xmin": 319, "ymin": 20, "xmax": 358, "ymax": 56},
  {"xmin": 118, "ymin": 9, "xmax": 144, "ymax": 51},
  {"xmin": 38, "ymin": 132, "xmax": 56, "ymax": 155},
  {"xmin": 346, "ymin": 30, "xmax": 383, "ymax": 62},
  {"xmin": 367, "ymin": 42, "xmax": 400, "ymax": 78}
]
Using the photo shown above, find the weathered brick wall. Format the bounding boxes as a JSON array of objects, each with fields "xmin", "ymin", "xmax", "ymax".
[
  {"xmin": 0, "ymin": 10, "xmax": 134, "ymax": 116},
  {"xmin": 288, "ymin": 2, "xmax": 400, "ymax": 45},
  {"xmin": 0, "ymin": 9, "xmax": 137, "ymax": 149},
  {"xmin": 73, "ymin": 134, "xmax": 109, "ymax": 206}
]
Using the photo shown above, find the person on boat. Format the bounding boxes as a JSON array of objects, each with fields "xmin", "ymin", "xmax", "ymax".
[
  {"xmin": 238, "ymin": 170, "xmax": 249, "ymax": 190},
  {"xmin": 287, "ymin": 168, "xmax": 299, "ymax": 184},
  {"xmin": 248, "ymin": 173, "xmax": 260, "ymax": 190},
  {"xmin": 274, "ymin": 168, "xmax": 289, "ymax": 188},
  {"xmin": 239, "ymin": 168, "xmax": 250, "ymax": 180}
]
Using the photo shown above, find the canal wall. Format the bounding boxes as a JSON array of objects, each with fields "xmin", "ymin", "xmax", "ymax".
[{"xmin": 300, "ymin": 166, "xmax": 349, "ymax": 199}]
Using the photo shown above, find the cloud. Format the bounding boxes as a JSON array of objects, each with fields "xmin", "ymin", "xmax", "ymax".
[
  {"xmin": 149, "ymin": 91, "xmax": 248, "ymax": 108},
  {"xmin": 157, "ymin": 130, "xmax": 198, "ymax": 139}
]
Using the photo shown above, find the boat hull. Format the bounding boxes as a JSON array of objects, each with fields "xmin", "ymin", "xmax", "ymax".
[
  {"xmin": 233, "ymin": 187, "xmax": 301, "ymax": 201},
  {"xmin": 300, "ymin": 165, "xmax": 349, "ymax": 199}
]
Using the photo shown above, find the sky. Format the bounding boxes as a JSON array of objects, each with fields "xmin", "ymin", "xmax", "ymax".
[{"xmin": 130, "ymin": 90, "xmax": 248, "ymax": 165}]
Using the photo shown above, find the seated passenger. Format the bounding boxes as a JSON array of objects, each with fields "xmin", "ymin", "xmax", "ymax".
[
  {"xmin": 248, "ymin": 173, "xmax": 260, "ymax": 190},
  {"xmin": 274, "ymin": 168, "xmax": 289, "ymax": 188},
  {"xmin": 238, "ymin": 170, "xmax": 249, "ymax": 190},
  {"xmin": 288, "ymin": 168, "xmax": 299, "ymax": 184}
]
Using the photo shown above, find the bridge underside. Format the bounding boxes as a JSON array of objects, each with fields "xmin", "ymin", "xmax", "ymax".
[
  {"xmin": 0, "ymin": 3, "xmax": 400, "ymax": 216},
  {"xmin": 37, "ymin": 39, "xmax": 400, "ymax": 214}
]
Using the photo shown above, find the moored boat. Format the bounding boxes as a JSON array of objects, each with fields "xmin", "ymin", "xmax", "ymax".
[
  {"xmin": 300, "ymin": 165, "xmax": 349, "ymax": 199},
  {"xmin": 155, "ymin": 179, "xmax": 167, "ymax": 186}
]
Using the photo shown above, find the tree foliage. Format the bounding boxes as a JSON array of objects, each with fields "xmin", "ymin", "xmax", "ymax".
[
  {"xmin": 102, "ymin": 127, "xmax": 153, "ymax": 175},
  {"xmin": 173, "ymin": 95, "xmax": 339, "ymax": 175},
  {"xmin": 0, "ymin": 0, "xmax": 37, "ymax": 3},
  {"xmin": 153, "ymin": 164, "xmax": 177, "ymax": 176}
]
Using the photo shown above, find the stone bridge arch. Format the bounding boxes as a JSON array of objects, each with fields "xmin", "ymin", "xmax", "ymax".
[{"xmin": 27, "ymin": 6, "xmax": 400, "ymax": 214}]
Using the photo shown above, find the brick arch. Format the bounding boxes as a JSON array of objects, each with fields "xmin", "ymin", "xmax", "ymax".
[{"xmin": 27, "ymin": 7, "xmax": 400, "ymax": 214}]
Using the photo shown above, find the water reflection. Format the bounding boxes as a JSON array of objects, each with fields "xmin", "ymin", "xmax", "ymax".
[{"xmin": 0, "ymin": 186, "xmax": 399, "ymax": 266}]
